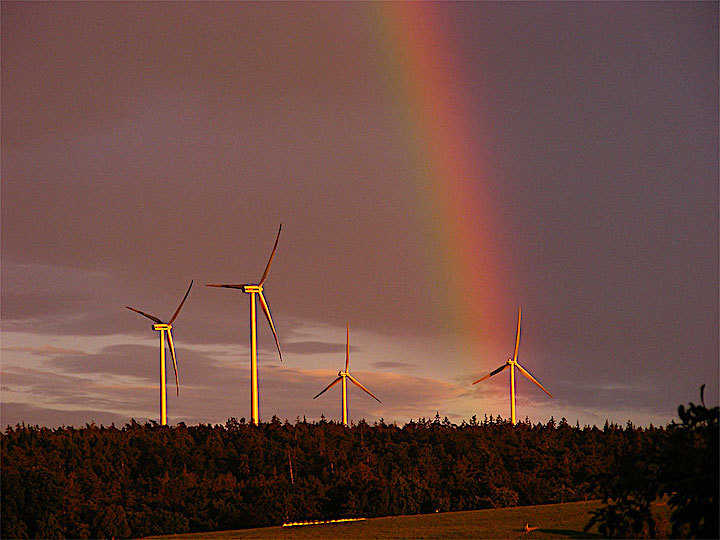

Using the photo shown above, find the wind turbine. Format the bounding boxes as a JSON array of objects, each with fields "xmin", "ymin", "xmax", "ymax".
[
  {"xmin": 126, "ymin": 280, "xmax": 193, "ymax": 426},
  {"xmin": 472, "ymin": 307, "xmax": 552, "ymax": 425},
  {"xmin": 313, "ymin": 323, "xmax": 381, "ymax": 426},
  {"xmin": 207, "ymin": 224, "xmax": 283, "ymax": 426}
]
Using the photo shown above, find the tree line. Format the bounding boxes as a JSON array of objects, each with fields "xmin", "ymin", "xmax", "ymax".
[{"xmin": 1, "ymin": 407, "xmax": 716, "ymax": 539}]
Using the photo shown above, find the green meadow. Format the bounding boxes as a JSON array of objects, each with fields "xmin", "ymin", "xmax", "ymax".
[{"xmin": 149, "ymin": 499, "xmax": 671, "ymax": 539}]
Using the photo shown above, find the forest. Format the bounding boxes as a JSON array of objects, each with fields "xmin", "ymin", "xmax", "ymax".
[{"xmin": 1, "ymin": 402, "xmax": 717, "ymax": 539}]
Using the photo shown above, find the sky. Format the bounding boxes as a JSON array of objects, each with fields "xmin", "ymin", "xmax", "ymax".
[{"xmin": 2, "ymin": 2, "xmax": 717, "ymax": 429}]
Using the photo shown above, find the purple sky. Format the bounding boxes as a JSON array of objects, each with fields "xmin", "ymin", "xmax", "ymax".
[{"xmin": 2, "ymin": 2, "xmax": 717, "ymax": 429}]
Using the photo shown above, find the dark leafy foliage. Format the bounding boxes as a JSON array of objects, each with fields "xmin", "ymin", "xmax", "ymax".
[
  {"xmin": 0, "ymin": 413, "xmax": 695, "ymax": 539},
  {"xmin": 586, "ymin": 387, "xmax": 719, "ymax": 538}
]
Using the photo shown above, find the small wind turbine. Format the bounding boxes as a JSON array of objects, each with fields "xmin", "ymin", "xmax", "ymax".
[
  {"xmin": 313, "ymin": 323, "xmax": 381, "ymax": 426},
  {"xmin": 472, "ymin": 307, "xmax": 552, "ymax": 425},
  {"xmin": 126, "ymin": 280, "xmax": 193, "ymax": 426},
  {"xmin": 207, "ymin": 224, "xmax": 283, "ymax": 426}
]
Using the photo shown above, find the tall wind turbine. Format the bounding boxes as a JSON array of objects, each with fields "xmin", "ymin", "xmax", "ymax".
[
  {"xmin": 126, "ymin": 280, "xmax": 193, "ymax": 426},
  {"xmin": 313, "ymin": 324, "xmax": 381, "ymax": 426},
  {"xmin": 207, "ymin": 224, "xmax": 283, "ymax": 426},
  {"xmin": 472, "ymin": 307, "xmax": 552, "ymax": 425}
]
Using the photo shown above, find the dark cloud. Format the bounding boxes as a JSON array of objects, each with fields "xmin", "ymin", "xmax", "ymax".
[
  {"xmin": 282, "ymin": 341, "xmax": 351, "ymax": 355},
  {"xmin": 1, "ymin": 291, "xmax": 88, "ymax": 321},
  {"xmin": 2, "ymin": 402, "xmax": 130, "ymax": 429},
  {"xmin": 45, "ymin": 344, "xmax": 247, "ymax": 390},
  {"xmin": 2, "ymin": 366, "xmax": 98, "ymax": 398},
  {"xmin": 3, "ymin": 373, "xmax": 161, "ymax": 424},
  {"xmin": 371, "ymin": 360, "xmax": 413, "ymax": 371},
  {"xmin": 47, "ymin": 345, "xmax": 159, "ymax": 382},
  {"xmin": 2, "ymin": 344, "xmax": 85, "ymax": 356}
]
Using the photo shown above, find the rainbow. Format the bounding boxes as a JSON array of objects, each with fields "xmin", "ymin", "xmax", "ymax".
[{"xmin": 373, "ymin": 3, "xmax": 508, "ymax": 359}]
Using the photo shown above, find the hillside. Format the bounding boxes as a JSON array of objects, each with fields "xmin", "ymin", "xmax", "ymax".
[{"xmin": 148, "ymin": 500, "xmax": 672, "ymax": 539}]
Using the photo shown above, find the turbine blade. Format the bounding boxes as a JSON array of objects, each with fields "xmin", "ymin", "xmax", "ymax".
[
  {"xmin": 313, "ymin": 376, "xmax": 342, "ymax": 399},
  {"xmin": 345, "ymin": 323, "xmax": 350, "ymax": 372},
  {"xmin": 206, "ymin": 284, "xmax": 245, "ymax": 289},
  {"xmin": 257, "ymin": 291, "xmax": 282, "ymax": 361},
  {"xmin": 347, "ymin": 374, "xmax": 381, "ymax": 403},
  {"xmin": 472, "ymin": 364, "xmax": 508, "ymax": 385},
  {"xmin": 515, "ymin": 362, "xmax": 552, "ymax": 397},
  {"xmin": 168, "ymin": 280, "xmax": 193, "ymax": 324},
  {"xmin": 259, "ymin": 223, "xmax": 282, "ymax": 286},
  {"xmin": 125, "ymin": 306, "xmax": 164, "ymax": 324},
  {"xmin": 513, "ymin": 307, "xmax": 522, "ymax": 363},
  {"xmin": 166, "ymin": 329, "xmax": 180, "ymax": 396}
]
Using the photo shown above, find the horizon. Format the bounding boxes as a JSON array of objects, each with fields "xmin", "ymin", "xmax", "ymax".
[{"xmin": 1, "ymin": 398, "xmax": 701, "ymax": 432}]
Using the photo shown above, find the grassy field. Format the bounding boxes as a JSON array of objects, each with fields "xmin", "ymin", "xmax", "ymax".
[{"xmin": 147, "ymin": 499, "xmax": 671, "ymax": 539}]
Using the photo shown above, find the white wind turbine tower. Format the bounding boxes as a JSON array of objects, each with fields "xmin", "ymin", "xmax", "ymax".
[
  {"xmin": 126, "ymin": 280, "xmax": 193, "ymax": 426},
  {"xmin": 207, "ymin": 224, "xmax": 283, "ymax": 426},
  {"xmin": 313, "ymin": 323, "xmax": 381, "ymax": 426},
  {"xmin": 472, "ymin": 307, "xmax": 552, "ymax": 425}
]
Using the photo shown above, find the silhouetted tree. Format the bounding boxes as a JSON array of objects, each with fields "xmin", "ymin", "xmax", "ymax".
[{"xmin": 586, "ymin": 386, "xmax": 718, "ymax": 538}]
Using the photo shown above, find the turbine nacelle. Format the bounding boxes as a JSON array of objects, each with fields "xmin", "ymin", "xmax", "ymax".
[
  {"xmin": 243, "ymin": 285, "xmax": 263, "ymax": 294},
  {"xmin": 152, "ymin": 324, "xmax": 172, "ymax": 331}
]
